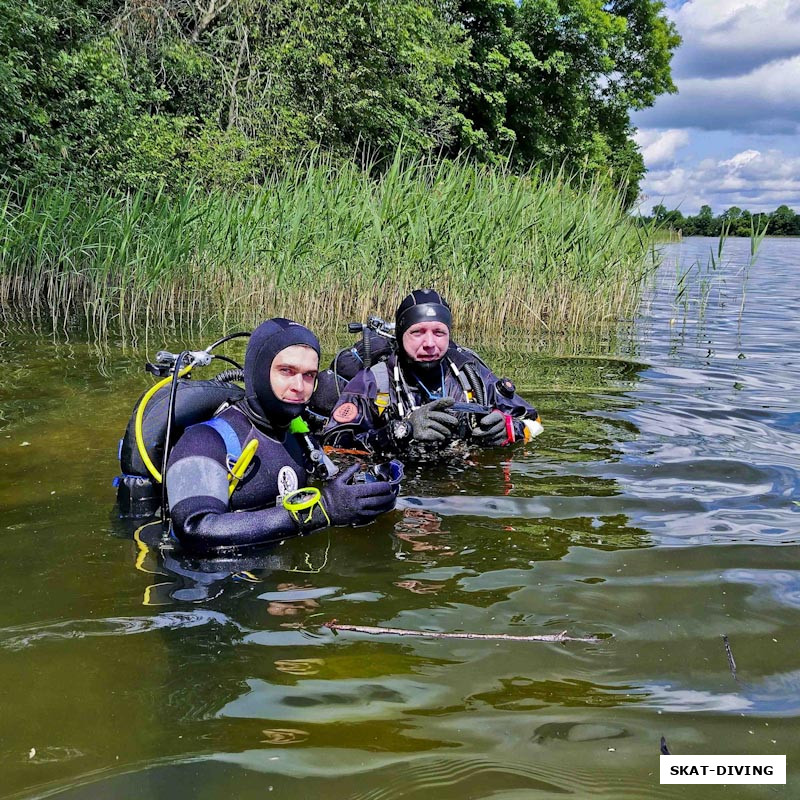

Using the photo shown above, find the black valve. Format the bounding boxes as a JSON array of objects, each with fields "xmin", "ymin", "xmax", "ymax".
[{"xmin": 497, "ymin": 377, "xmax": 516, "ymax": 399}]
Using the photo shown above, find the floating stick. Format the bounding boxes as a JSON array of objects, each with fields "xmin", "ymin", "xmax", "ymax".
[
  {"xmin": 323, "ymin": 620, "xmax": 604, "ymax": 643},
  {"xmin": 722, "ymin": 634, "xmax": 738, "ymax": 681}
]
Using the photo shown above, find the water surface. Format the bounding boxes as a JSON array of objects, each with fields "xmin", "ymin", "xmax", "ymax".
[{"xmin": 1, "ymin": 237, "xmax": 798, "ymax": 798}]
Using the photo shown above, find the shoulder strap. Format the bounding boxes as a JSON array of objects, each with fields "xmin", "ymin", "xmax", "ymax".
[
  {"xmin": 201, "ymin": 417, "xmax": 242, "ymax": 462},
  {"xmin": 369, "ymin": 360, "xmax": 393, "ymax": 415},
  {"xmin": 369, "ymin": 360, "xmax": 391, "ymax": 394}
]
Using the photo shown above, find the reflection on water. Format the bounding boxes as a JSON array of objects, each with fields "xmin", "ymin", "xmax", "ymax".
[
  {"xmin": 0, "ymin": 609, "xmax": 245, "ymax": 652},
  {"xmin": 1, "ymin": 237, "xmax": 800, "ymax": 798}
]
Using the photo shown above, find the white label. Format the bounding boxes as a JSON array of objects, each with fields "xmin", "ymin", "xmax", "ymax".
[
  {"xmin": 660, "ymin": 755, "xmax": 785, "ymax": 784},
  {"xmin": 277, "ymin": 466, "xmax": 299, "ymax": 498}
]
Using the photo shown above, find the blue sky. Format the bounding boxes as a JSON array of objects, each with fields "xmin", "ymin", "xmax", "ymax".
[{"xmin": 632, "ymin": 0, "xmax": 800, "ymax": 215}]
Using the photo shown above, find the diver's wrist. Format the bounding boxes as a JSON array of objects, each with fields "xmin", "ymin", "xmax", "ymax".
[
  {"xmin": 390, "ymin": 419, "xmax": 413, "ymax": 445},
  {"xmin": 282, "ymin": 487, "xmax": 331, "ymax": 533}
]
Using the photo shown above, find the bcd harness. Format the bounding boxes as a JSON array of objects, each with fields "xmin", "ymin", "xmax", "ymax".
[{"xmin": 371, "ymin": 347, "xmax": 487, "ymax": 418}]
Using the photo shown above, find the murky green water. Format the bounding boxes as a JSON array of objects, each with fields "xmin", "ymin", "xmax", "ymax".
[{"xmin": 2, "ymin": 237, "xmax": 799, "ymax": 798}]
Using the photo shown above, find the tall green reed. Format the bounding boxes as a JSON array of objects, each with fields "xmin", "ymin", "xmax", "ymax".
[
  {"xmin": 0, "ymin": 153, "xmax": 658, "ymax": 342},
  {"xmin": 672, "ymin": 217, "xmax": 769, "ymax": 329}
]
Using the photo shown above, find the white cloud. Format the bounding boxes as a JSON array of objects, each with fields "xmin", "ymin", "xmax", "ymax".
[
  {"xmin": 638, "ymin": 54, "xmax": 800, "ymax": 134},
  {"xmin": 668, "ymin": 0, "xmax": 800, "ymax": 78},
  {"xmin": 639, "ymin": 148, "xmax": 800, "ymax": 213},
  {"xmin": 634, "ymin": 129, "xmax": 690, "ymax": 166},
  {"xmin": 719, "ymin": 149, "xmax": 760, "ymax": 169},
  {"xmin": 635, "ymin": 0, "xmax": 800, "ymax": 214}
]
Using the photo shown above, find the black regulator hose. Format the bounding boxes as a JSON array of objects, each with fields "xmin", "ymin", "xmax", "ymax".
[
  {"xmin": 212, "ymin": 368, "xmax": 245, "ymax": 384},
  {"xmin": 332, "ymin": 347, "xmax": 349, "ymax": 397},
  {"xmin": 462, "ymin": 362, "xmax": 486, "ymax": 406},
  {"xmin": 206, "ymin": 331, "xmax": 251, "ymax": 351},
  {"xmin": 362, "ymin": 328, "xmax": 372, "ymax": 370},
  {"xmin": 212, "ymin": 354, "xmax": 243, "ymax": 370}
]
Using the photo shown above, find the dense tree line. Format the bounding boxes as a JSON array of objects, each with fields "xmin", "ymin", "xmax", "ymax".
[
  {"xmin": 1, "ymin": 0, "xmax": 679, "ymax": 204},
  {"xmin": 642, "ymin": 204, "xmax": 800, "ymax": 236}
]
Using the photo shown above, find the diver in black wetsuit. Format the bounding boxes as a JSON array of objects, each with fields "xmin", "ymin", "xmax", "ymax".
[
  {"xmin": 166, "ymin": 318, "xmax": 396, "ymax": 551},
  {"xmin": 322, "ymin": 289, "xmax": 542, "ymax": 456}
]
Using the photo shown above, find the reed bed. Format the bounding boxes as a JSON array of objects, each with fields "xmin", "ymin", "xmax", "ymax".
[{"xmin": 0, "ymin": 154, "xmax": 657, "ymax": 342}]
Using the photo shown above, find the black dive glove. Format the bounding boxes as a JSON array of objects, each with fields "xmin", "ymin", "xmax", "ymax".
[
  {"xmin": 472, "ymin": 409, "xmax": 508, "ymax": 447},
  {"xmin": 320, "ymin": 464, "xmax": 396, "ymax": 526},
  {"xmin": 407, "ymin": 397, "xmax": 458, "ymax": 443}
]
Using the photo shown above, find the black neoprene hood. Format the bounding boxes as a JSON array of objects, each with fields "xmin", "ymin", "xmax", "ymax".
[
  {"xmin": 244, "ymin": 318, "xmax": 320, "ymax": 427},
  {"xmin": 395, "ymin": 289, "xmax": 452, "ymax": 342}
]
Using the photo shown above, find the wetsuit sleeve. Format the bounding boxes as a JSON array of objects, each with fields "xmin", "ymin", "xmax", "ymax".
[
  {"xmin": 166, "ymin": 425, "xmax": 317, "ymax": 550},
  {"xmin": 322, "ymin": 370, "xmax": 398, "ymax": 456}
]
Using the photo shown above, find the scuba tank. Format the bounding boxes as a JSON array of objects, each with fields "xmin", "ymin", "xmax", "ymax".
[
  {"xmin": 307, "ymin": 315, "xmax": 396, "ymax": 423},
  {"xmin": 118, "ymin": 378, "xmax": 245, "ymax": 481},
  {"xmin": 115, "ymin": 334, "xmax": 251, "ymax": 519}
]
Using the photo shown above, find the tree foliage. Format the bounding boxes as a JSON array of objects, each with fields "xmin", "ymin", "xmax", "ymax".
[{"xmin": 1, "ymin": 0, "xmax": 679, "ymax": 201}]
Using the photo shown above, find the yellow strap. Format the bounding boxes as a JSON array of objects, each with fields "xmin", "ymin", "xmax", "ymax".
[
  {"xmin": 133, "ymin": 520, "xmax": 169, "ymax": 606},
  {"xmin": 229, "ymin": 439, "xmax": 259, "ymax": 496},
  {"xmin": 232, "ymin": 570, "xmax": 261, "ymax": 583},
  {"xmin": 375, "ymin": 392, "xmax": 390, "ymax": 416},
  {"xmin": 143, "ymin": 582, "xmax": 173, "ymax": 606},
  {"xmin": 282, "ymin": 487, "xmax": 330, "ymax": 526},
  {"xmin": 133, "ymin": 520, "xmax": 167, "ymax": 575}
]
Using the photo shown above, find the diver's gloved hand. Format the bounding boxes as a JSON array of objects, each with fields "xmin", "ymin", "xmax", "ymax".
[
  {"xmin": 472, "ymin": 409, "xmax": 508, "ymax": 446},
  {"xmin": 321, "ymin": 464, "xmax": 396, "ymax": 526},
  {"xmin": 407, "ymin": 397, "xmax": 458, "ymax": 443}
]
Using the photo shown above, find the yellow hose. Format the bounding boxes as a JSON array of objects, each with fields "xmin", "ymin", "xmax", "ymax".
[
  {"xmin": 229, "ymin": 439, "xmax": 259, "ymax": 496},
  {"xmin": 134, "ymin": 365, "xmax": 192, "ymax": 483}
]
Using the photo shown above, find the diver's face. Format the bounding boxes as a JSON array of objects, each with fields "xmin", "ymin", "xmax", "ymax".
[
  {"xmin": 402, "ymin": 321, "xmax": 450, "ymax": 363},
  {"xmin": 269, "ymin": 345, "xmax": 319, "ymax": 404}
]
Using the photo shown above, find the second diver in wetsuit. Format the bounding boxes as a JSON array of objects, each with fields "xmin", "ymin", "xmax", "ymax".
[{"xmin": 323, "ymin": 289, "xmax": 542, "ymax": 457}]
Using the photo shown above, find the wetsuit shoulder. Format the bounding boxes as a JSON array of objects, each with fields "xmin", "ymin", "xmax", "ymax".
[{"xmin": 166, "ymin": 407, "xmax": 311, "ymax": 551}]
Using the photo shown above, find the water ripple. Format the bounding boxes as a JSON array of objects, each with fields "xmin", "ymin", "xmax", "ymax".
[
  {"xmin": 214, "ymin": 748, "xmax": 676, "ymax": 799},
  {"xmin": 0, "ymin": 611, "xmax": 244, "ymax": 651},
  {"xmin": 645, "ymin": 670, "xmax": 800, "ymax": 717},
  {"xmin": 218, "ymin": 677, "xmax": 446, "ymax": 723}
]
